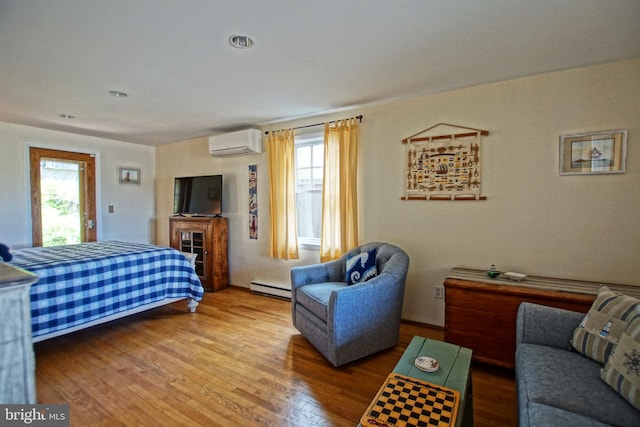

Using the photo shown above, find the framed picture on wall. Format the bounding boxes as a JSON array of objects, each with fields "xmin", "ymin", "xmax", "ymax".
[
  {"xmin": 559, "ymin": 129, "xmax": 627, "ymax": 175},
  {"xmin": 118, "ymin": 166, "xmax": 141, "ymax": 185}
]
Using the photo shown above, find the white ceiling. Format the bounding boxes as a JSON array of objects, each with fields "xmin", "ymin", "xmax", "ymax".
[{"xmin": 1, "ymin": 0, "xmax": 639, "ymax": 146}]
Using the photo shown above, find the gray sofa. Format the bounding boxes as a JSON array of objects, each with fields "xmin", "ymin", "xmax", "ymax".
[
  {"xmin": 291, "ymin": 242, "xmax": 409, "ymax": 367},
  {"xmin": 515, "ymin": 302, "xmax": 640, "ymax": 426}
]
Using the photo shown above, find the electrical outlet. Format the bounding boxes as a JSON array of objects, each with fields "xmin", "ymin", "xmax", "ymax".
[{"xmin": 433, "ymin": 286, "xmax": 443, "ymax": 299}]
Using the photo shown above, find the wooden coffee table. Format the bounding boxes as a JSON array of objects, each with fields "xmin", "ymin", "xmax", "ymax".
[{"xmin": 362, "ymin": 336, "xmax": 473, "ymax": 427}]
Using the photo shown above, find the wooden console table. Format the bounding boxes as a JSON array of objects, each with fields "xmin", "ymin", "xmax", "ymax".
[{"xmin": 443, "ymin": 268, "xmax": 640, "ymax": 369}]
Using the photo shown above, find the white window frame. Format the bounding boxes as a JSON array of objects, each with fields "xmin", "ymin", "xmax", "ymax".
[{"xmin": 295, "ymin": 131, "xmax": 324, "ymax": 250}]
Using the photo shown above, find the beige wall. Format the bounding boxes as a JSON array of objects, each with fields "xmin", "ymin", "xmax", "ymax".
[
  {"xmin": 155, "ymin": 138, "xmax": 321, "ymax": 290},
  {"xmin": 156, "ymin": 59, "xmax": 640, "ymax": 326},
  {"xmin": 0, "ymin": 122, "xmax": 156, "ymax": 247}
]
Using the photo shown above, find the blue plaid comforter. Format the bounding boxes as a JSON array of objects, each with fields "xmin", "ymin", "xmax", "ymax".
[{"xmin": 10, "ymin": 241, "xmax": 204, "ymax": 338}]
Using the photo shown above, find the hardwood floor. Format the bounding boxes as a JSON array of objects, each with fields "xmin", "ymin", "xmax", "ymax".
[{"xmin": 34, "ymin": 287, "xmax": 518, "ymax": 426}]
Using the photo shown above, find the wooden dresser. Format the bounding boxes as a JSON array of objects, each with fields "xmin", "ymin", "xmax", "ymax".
[
  {"xmin": 0, "ymin": 263, "xmax": 38, "ymax": 404},
  {"xmin": 443, "ymin": 268, "xmax": 640, "ymax": 369}
]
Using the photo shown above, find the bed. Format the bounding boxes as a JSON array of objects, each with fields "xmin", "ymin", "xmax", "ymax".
[{"xmin": 9, "ymin": 241, "xmax": 205, "ymax": 342}]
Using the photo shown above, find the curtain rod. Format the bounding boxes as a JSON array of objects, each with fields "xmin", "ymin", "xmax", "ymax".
[{"xmin": 264, "ymin": 115, "xmax": 363, "ymax": 135}]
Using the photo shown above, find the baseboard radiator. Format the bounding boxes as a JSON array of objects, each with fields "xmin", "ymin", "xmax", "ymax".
[{"xmin": 250, "ymin": 281, "xmax": 291, "ymax": 300}]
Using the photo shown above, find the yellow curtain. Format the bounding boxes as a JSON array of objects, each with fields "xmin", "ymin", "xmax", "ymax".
[
  {"xmin": 267, "ymin": 129, "xmax": 299, "ymax": 260},
  {"xmin": 320, "ymin": 118, "xmax": 359, "ymax": 262}
]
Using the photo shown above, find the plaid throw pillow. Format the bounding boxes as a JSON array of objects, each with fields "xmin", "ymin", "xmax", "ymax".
[
  {"xmin": 571, "ymin": 286, "xmax": 639, "ymax": 364},
  {"xmin": 600, "ymin": 308, "xmax": 640, "ymax": 410}
]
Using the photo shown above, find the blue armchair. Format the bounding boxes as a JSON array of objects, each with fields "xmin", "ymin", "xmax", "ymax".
[{"xmin": 291, "ymin": 242, "xmax": 410, "ymax": 367}]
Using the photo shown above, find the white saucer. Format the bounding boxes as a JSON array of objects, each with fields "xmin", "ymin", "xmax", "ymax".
[{"xmin": 415, "ymin": 356, "xmax": 439, "ymax": 372}]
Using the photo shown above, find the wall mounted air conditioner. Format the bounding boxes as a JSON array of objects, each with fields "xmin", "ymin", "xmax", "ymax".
[{"xmin": 208, "ymin": 129, "xmax": 263, "ymax": 157}]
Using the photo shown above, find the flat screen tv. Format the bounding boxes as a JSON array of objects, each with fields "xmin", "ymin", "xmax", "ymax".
[{"xmin": 173, "ymin": 175, "xmax": 223, "ymax": 216}]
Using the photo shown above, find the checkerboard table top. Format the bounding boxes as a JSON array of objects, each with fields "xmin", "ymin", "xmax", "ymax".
[
  {"xmin": 361, "ymin": 373, "xmax": 460, "ymax": 427},
  {"xmin": 360, "ymin": 336, "xmax": 472, "ymax": 427}
]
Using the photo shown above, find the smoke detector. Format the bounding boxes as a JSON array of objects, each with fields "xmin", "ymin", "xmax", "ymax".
[{"xmin": 229, "ymin": 34, "xmax": 254, "ymax": 49}]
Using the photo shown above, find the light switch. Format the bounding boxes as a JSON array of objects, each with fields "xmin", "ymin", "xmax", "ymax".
[{"xmin": 108, "ymin": 205, "xmax": 114, "ymax": 213}]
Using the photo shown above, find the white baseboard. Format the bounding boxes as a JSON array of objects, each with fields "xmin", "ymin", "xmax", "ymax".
[{"xmin": 250, "ymin": 281, "xmax": 291, "ymax": 300}]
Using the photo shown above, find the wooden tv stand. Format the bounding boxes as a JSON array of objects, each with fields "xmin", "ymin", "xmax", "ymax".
[
  {"xmin": 170, "ymin": 216, "xmax": 228, "ymax": 292},
  {"xmin": 443, "ymin": 268, "xmax": 640, "ymax": 369}
]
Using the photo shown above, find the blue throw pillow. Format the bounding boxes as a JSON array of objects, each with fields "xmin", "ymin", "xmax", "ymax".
[
  {"xmin": 0, "ymin": 243, "xmax": 12, "ymax": 262},
  {"xmin": 346, "ymin": 248, "xmax": 377, "ymax": 285}
]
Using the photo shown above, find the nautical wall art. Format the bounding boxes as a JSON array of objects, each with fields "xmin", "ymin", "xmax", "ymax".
[
  {"xmin": 402, "ymin": 123, "xmax": 489, "ymax": 201},
  {"xmin": 249, "ymin": 164, "xmax": 258, "ymax": 239}
]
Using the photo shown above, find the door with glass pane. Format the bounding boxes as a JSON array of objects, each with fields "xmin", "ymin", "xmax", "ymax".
[{"xmin": 29, "ymin": 147, "xmax": 97, "ymax": 246}]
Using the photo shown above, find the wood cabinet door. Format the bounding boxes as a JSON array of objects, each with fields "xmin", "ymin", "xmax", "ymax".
[
  {"xmin": 209, "ymin": 217, "xmax": 228, "ymax": 291},
  {"xmin": 170, "ymin": 219, "xmax": 212, "ymax": 290}
]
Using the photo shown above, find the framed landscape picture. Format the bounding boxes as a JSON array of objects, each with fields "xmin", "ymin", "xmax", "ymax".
[
  {"xmin": 559, "ymin": 129, "xmax": 627, "ymax": 175},
  {"xmin": 118, "ymin": 166, "xmax": 141, "ymax": 185}
]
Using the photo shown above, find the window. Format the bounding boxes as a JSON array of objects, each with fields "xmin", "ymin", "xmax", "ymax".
[{"xmin": 295, "ymin": 132, "xmax": 323, "ymax": 248}]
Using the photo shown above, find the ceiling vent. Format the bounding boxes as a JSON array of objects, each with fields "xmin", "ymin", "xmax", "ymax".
[{"xmin": 208, "ymin": 129, "xmax": 263, "ymax": 157}]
